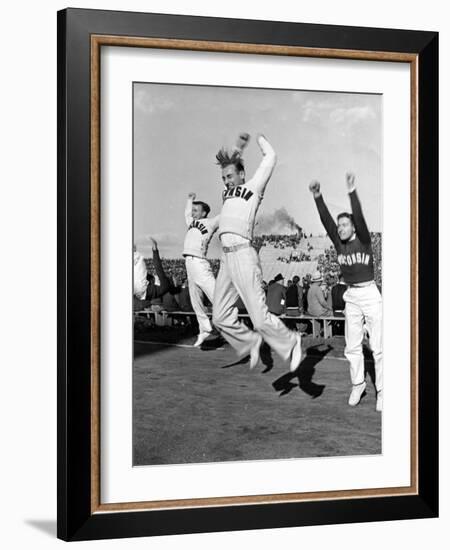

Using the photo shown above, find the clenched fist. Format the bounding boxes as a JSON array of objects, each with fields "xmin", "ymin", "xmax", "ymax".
[
  {"xmin": 147, "ymin": 236, "xmax": 158, "ymax": 250},
  {"xmin": 309, "ymin": 180, "xmax": 321, "ymax": 195},
  {"xmin": 188, "ymin": 192, "xmax": 196, "ymax": 200},
  {"xmin": 234, "ymin": 132, "xmax": 251, "ymax": 153},
  {"xmin": 346, "ymin": 172, "xmax": 356, "ymax": 192}
]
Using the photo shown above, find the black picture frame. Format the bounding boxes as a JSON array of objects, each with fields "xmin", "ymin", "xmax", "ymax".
[{"xmin": 57, "ymin": 7, "xmax": 438, "ymax": 541}]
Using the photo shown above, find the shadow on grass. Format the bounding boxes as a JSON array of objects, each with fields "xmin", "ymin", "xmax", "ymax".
[
  {"xmin": 221, "ymin": 355, "xmax": 250, "ymax": 369},
  {"xmin": 220, "ymin": 340, "xmax": 274, "ymax": 371},
  {"xmin": 133, "ymin": 324, "xmax": 198, "ymax": 359},
  {"xmin": 200, "ymin": 333, "xmax": 225, "ymax": 351},
  {"xmin": 272, "ymin": 344, "xmax": 332, "ymax": 398}
]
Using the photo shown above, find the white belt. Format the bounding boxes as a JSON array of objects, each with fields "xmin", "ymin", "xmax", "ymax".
[{"xmin": 222, "ymin": 242, "xmax": 252, "ymax": 253}]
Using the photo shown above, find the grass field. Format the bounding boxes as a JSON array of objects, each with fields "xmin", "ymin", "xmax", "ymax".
[{"xmin": 133, "ymin": 330, "xmax": 381, "ymax": 466}]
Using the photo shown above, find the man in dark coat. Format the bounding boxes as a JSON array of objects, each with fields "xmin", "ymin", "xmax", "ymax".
[
  {"xmin": 266, "ymin": 273, "xmax": 286, "ymax": 316},
  {"xmin": 331, "ymin": 273, "xmax": 347, "ymax": 313}
]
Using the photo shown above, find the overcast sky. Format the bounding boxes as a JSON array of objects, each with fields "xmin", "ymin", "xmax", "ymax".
[{"xmin": 134, "ymin": 82, "xmax": 382, "ymax": 258}]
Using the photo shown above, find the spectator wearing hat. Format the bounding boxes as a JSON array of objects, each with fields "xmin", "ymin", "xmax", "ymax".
[
  {"xmin": 266, "ymin": 273, "xmax": 286, "ymax": 316},
  {"xmin": 307, "ymin": 271, "xmax": 333, "ymax": 317}
]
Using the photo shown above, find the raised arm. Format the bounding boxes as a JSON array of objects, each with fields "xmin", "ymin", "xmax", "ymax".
[
  {"xmin": 252, "ymin": 134, "xmax": 277, "ymax": 194},
  {"xmin": 346, "ymin": 173, "xmax": 371, "ymax": 244},
  {"xmin": 146, "ymin": 237, "xmax": 170, "ymax": 299},
  {"xmin": 309, "ymin": 181, "xmax": 339, "ymax": 247},
  {"xmin": 184, "ymin": 193, "xmax": 195, "ymax": 226}
]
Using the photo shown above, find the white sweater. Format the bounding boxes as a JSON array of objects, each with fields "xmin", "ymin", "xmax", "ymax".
[
  {"xmin": 218, "ymin": 135, "xmax": 276, "ymax": 241},
  {"xmin": 182, "ymin": 198, "xmax": 219, "ymax": 258}
]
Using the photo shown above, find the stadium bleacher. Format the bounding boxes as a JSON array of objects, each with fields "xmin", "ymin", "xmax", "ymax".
[{"xmin": 258, "ymin": 235, "xmax": 331, "ymax": 282}]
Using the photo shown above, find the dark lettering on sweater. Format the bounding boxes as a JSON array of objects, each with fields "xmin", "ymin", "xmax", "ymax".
[
  {"xmin": 314, "ymin": 190, "xmax": 375, "ymax": 285},
  {"xmin": 188, "ymin": 220, "xmax": 208, "ymax": 235},
  {"xmin": 222, "ymin": 185, "xmax": 254, "ymax": 202}
]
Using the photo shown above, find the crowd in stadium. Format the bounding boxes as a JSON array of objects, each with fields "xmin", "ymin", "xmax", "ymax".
[
  {"xmin": 276, "ymin": 252, "xmax": 311, "ymax": 263},
  {"xmin": 252, "ymin": 233, "xmax": 305, "ymax": 251},
  {"xmin": 143, "ymin": 232, "xmax": 381, "ymax": 290},
  {"xmin": 144, "ymin": 257, "xmax": 221, "ymax": 283},
  {"xmin": 135, "ymin": 232, "xmax": 381, "ymax": 330}
]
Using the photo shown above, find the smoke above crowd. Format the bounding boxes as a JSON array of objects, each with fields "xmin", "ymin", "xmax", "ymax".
[{"xmin": 255, "ymin": 207, "xmax": 302, "ymax": 235}]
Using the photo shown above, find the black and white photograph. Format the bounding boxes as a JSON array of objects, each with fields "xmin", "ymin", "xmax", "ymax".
[
  {"xmin": 132, "ymin": 82, "xmax": 383, "ymax": 466},
  {"xmin": 0, "ymin": 0, "xmax": 443, "ymax": 545}
]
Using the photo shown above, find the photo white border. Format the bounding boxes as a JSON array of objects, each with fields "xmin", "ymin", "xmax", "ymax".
[{"xmin": 100, "ymin": 46, "xmax": 411, "ymax": 504}]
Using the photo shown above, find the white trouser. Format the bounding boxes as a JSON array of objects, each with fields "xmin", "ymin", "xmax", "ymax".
[
  {"xmin": 343, "ymin": 282, "xmax": 383, "ymax": 391},
  {"xmin": 185, "ymin": 256, "xmax": 215, "ymax": 334},
  {"xmin": 212, "ymin": 246, "xmax": 296, "ymax": 360}
]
